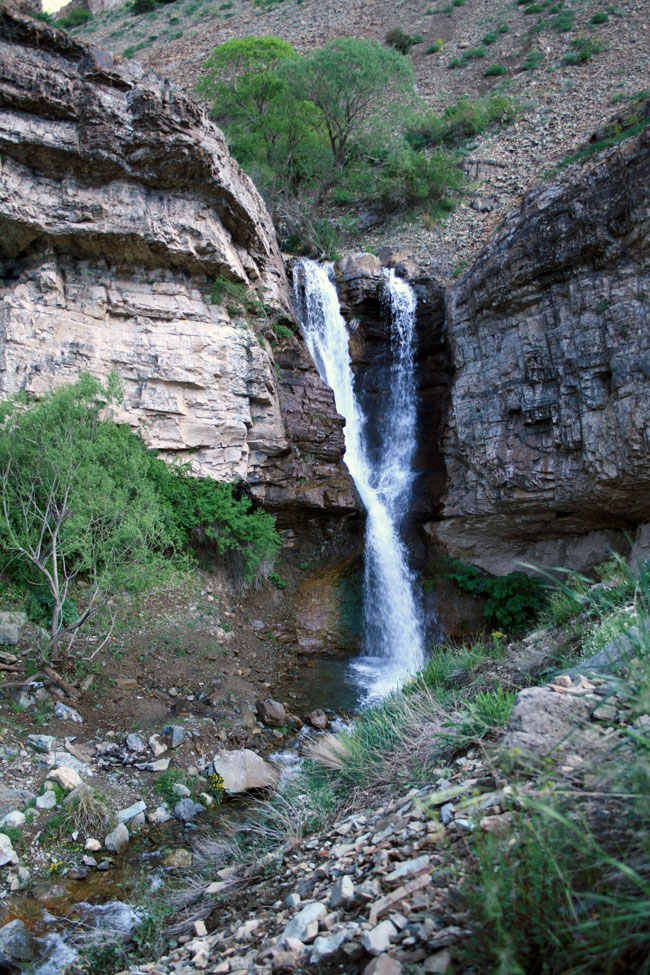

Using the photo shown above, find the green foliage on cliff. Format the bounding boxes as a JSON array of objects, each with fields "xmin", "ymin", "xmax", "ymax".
[
  {"xmin": 196, "ymin": 35, "xmax": 464, "ymax": 254},
  {"xmin": 444, "ymin": 559, "xmax": 547, "ymax": 631},
  {"xmin": 0, "ymin": 375, "xmax": 280, "ymax": 653}
]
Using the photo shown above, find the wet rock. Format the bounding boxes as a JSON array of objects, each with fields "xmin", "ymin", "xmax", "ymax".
[
  {"xmin": 27, "ymin": 734, "xmax": 56, "ymax": 754},
  {"xmin": 35, "ymin": 791, "xmax": 57, "ymax": 810},
  {"xmin": 163, "ymin": 724, "xmax": 188, "ymax": 749},
  {"xmin": 105, "ymin": 823, "xmax": 129, "ymax": 854},
  {"xmin": 0, "ymin": 833, "xmax": 18, "ymax": 867},
  {"xmin": 212, "ymin": 749, "xmax": 279, "ymax": 794},
  {"xmin": 281, "ymin": 901, "xmax": 327, "ymax": 943},
  {"xmin": 0, "ymin": 612, "xmax": 26, "ymax": 646},
  {"xmin": 174, "ymin": 798, "xmax": 205, "ymax": 822},
  {"xmin": 54, "ymin": 703, "xmax": 83, "ymax": 723},
  {"xmin": 126, "ymin": 734, "xmax": 146, "ymax": 754},
  {"xmin": 117, "ymin": 800, "xmax": 147, "ymax": 824},
  {"xmin": 362, "ymin": 920, "xmax": 398, "ymax": 956},
  {"xmin": 308, "ymin": 709, "xmax": 328, "ymax": 730},
  {"xmin": 256, "ymin": 698, "xmax": 287, "ymax": 727},
  {"xmin": 0, "ymin": 811, "xmax": 25, "ymax": 829},
  {"xmin": 0, "ymin": 919, "xmax": 35, "ymax": 966},
  {"xmin": 47, "ymin": 767, "xmax": 82, "ymax": 791}
]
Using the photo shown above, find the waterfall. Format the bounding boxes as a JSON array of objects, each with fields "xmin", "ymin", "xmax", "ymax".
[{"xmin": 293, "ymin": 259, "xmax": 425, "ymax": 700}]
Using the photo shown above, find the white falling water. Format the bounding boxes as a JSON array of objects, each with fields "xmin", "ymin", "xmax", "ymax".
[{"xmin": 293, "ymin": 259, "xmax": 425, "ymax": 700}]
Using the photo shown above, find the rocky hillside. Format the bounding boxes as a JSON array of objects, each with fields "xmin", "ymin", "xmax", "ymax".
[{"xmin": 66, "ymin": 0, "xmax": 650, "ymax": 275}]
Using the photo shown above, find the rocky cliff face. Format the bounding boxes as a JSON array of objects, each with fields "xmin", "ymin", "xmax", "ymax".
[
  {"xmin": 0, "ymin": 5, "xmax": 356, "ymax": 531},
  {"xmin": 429, "ymin": 128, "xmax": 650, "ymax": 574}
]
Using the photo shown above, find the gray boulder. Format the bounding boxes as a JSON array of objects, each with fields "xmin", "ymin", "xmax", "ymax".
[
  {"xmin": 27, "ymin": 734, "xmax": 56, "ymax": 754},
  {"xmin": 256, "ymin": 698, "xmax": 287, "ymax": 727},
  {"xmin": 0, "ymin": 612, "xmax": 26, "ymax": 646},
  {"xmin": 502, "ymin": 685, "xmax": 595, "ymax": 755},
  {"xmin": 105, "ymin": 823, "xmax": 129, "ymax": 854},
  {"xmin": 54, "ymin": 702, "xmax": 83, "ymax": 723},
  {"xmin": 0, "ymin": 919, "xmax": 35, "ymax": 967},
  {"xmin": 174, "ymin": 798, "xmax": 205, "ymax": 822}
]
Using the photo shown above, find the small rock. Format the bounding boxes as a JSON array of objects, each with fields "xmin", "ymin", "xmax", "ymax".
[
  {"xmin": 310, "ymin": 926, "xmax": 352, "ymax": 963},
  {"xmin": 235, "ymin": 918, "xmax": 260, "ymax": 941},
  {"xmin": 193, "ymin": 920, "xmax": 208, "ymax": 938},
  {"xmin": 173, "ymin": 798, "xmax": 205, "ymax": 822},
  {"xmin": 0, "ymin": 919, "xmax": 35, "ymax": 965},
  {"xmin": 163, "ymin": 848, "xmax": 192, "ymax": 868},
  {"xmin": 125, "ymin": 733, "xmax": 146, "ymax": 754},
  {"xmin": 193, "ymin": 946, "xmax": 210, "ymax": 969},
  {"xmin": 36, "ymin": 791, "xmax": 57, "ymax": 811},
  {"xmin": 172, "ymin": 783, "xmax": 191, "ymax": 798},
  {"xmin": 256, "ymin": 698, "xmax": 287, "ymax": 727},
  {"xmin": 163, "ymin": 724, "xmax": 187, "ymax": 748},
  {"xmin": 54, "ymin": 703, "xmax": 83, "ymax": 723},
  {"xmin": 27, "ymin": 734, "xmax": 56, "ymax": 754},
  {"xmin": 384, "ymin": 855, "xmax": 430, "ymax": 886},
  {"xmin": 104, "ymin": 823, "xmax": 129, "ymax": 854},
  {"xmin": 308, "ymin": 709, "xmax": 328, "ymax": 730},
  {"xmin": 153, "ymin": 805, "xmax": 172, "ymax": 824},
  {"xmin": 286, "ymin": 892, "xmax": 301, "ymax": 909},
  {"xmin": 47, "ymin": 767, "xmax": 82, "ymax": 791},
  {"xmin": 117, "ymin": 800, "xmax": 147, "ymax": 824},
  {"xmin": 362, "ymin": 920, "xmax": 398, "ymax": 956},
  {"xmin": 282, "ymin": 901, "xmax": 327, "ymax": 943},
  {"xmin": 85, "ymin": 838, "xmax": 101, "ymax": 852},
  {"xmin": 147, "ymin": 758, "xmax": 171, "ymax": 772},
  {"xmin": 149, "ymin": 735, "xmax": 167, "ymax": 758},
  {"xmin": 329, "ymin": 875, "xmax": 355, "ymax": 909},
  {"xmin": 0, "ymin": 810, "xmax": 25, "ymax": 829},
  {"xmin": 440, "ymin": 803, "xmax": 454, "ymax": 825},
  {"xmin": 0, "ymin": 833, "xmax": 18, "ymax": 867},
  {"xmin": 212, "ymin": 748, "xmax": 279, "ymax": 793},
  {"xmin": 82, "ymin": 855, "xmax": 97, "ymax": 867},
  {"xmin": 423, "ymin": 949, "xmax": 453, "ymax": 973},
  {"xmin": 364, "ymin": 956, "xmax": 403, "ymax": 975}
]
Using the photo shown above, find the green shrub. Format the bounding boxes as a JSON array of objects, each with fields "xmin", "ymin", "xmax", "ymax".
[
  {"xmin": 58, "ymin": 8, "xmax": 93, "ymax": 28},
  {"xmin": 407, "ymin": 94, "xmax": 518, "ymax": 150},
  {"xmin": 426, "ymin": 38, "xmax": 444, "ymax": 54},
  {"xmin": 553, "ymin": 10, "xmax": 575, "ymax": 30},
  {"xmin": 153, "ymin": 769, "xmax": 189, "ymax": 806},
  {"xmin": 444, "ymin": 560, "xmax": 547, "ymax": 632},
  {"xmin": 26, "ymin": 588, "xmax": 79, "ymax": 629},
  {"xmin": 590, "ymin": 11, "xmax": 609, "ymax": 24},
  {"xmin": 384, "ymin": 28, "xmax": 423, "ymax": 54},
  {"xmin": 520, "ymin": 48, "xmax": 542, "ymax": 70},
  {"xmin": 563, "ymin": 34, "xmax": 605, "ymax": 64},
  {"xmin": 498, "ymin": 23, "xmax": 510, "ymax": 33},
  {"xmin": 482, "ymin": 31, "xmax": 499, "ymax": 44},
  {"xmin": 132, "ymin": 0, "xmax": 157, "ymax": 13},
  {"xmin": 442, "ymin": 687, "xmax": 516, "ymax": 747},
  {"xmin": 484, "ymin": 63, "xmax": 508, "ymax": 76}
]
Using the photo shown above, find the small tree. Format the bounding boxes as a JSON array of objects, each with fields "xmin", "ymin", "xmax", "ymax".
[{"xmin": 0, "ymin": 375, "xmax": 170, "ymax": 660}]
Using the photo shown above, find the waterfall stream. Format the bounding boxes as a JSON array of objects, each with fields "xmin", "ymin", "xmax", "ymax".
[{"xmin": 293, "ymin": 259, "xmax": 425, "ymax": 700}]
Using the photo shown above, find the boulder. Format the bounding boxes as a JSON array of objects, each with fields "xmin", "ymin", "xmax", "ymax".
[
  {"xmin": 47, "ymin": 766, "xmax": 82, "ymax": 791},
  {"xmin": 0, "ymin": 833, "xmax": 19, "ymax": 867},
  {"xmin": 105, "ymin": 823, "xmax": 129, "ymax": 854},
  {"xmin": 36, "ymin": 790, "xmax": 57, "ymax": 810},
  {"xmin": 0, "ymin": 811, "xmax": 25, "ymax": 829},
  {"xmin": 174, "ymin": 798, "xmax": 205, "ymax": 822},
  {"xmin": 27, "ymin": 734, "xmax": 56, "ymax": 754},
  {"xmin": 0, "ymin": 919, "xmax": 35, "ymax": 966},
  {"xmin": 502, "ymin": 685, "xmax": 596, "ymax": 755},
  {"xmin": 256, "ymin": 698, "xmax": 287, "ymax": 727},
  {"xmin": 212, "ymin": 749, "xmax": 279, "ymax": 794},
  {"xmin": 308, "ymin": 709, "xmax": 328, "ymax": 730},
  {"xmin": 0, "ymin": 612, "xmax": 26, "ymax": 646},
  {"xmin": 163, "ymin": 725, "xmax": 188, "ymax": 749}
]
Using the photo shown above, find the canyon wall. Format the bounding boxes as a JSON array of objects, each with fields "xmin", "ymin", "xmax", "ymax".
[
  {"xmin": 430, "ymin": 127, "xmax": 650, "ymax": 574},
  {"xmin": 0, "ymin": 5, "xmax": 357, "ymax": 539}
]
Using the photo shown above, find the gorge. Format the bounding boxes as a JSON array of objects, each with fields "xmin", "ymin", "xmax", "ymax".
[{"xmin": 1, "ymin": 4, "xmax": 650, "ymax": 972}]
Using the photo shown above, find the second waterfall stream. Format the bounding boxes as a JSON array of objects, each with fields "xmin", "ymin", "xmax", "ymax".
[{"xmin": 294, "ymin": 258, "xmax": 425, "ymax": 700}]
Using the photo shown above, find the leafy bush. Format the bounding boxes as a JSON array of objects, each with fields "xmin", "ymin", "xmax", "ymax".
[
  {"xmin": 58, "ymin": 8, "xmax": 93, "ymax": 28},
  {"xmin": 385, "ymin": 28, "xmax": 423, "ymax": 54},
  {"xmin": 26, "ymin": 588, "xmax": 79, "ymax": 629},
  {"xmin": 484, "ymin": 63, "xmax": 508, "ymax": 76},
  {"xmin": 426, "ymin": 38, "xmax": 443, "ymax": 54},
  {"xmin": 563, "ymin": 34, "xmax": 605, "ymax": 64},
  {"xmin": 520, "ymin": 48, "xmax": 542, "ymax": 70},
  {"xmin": 590, "ymin": 11, "xmax": 609, "ymax": 24},
  {"xmin": 444, "ymin": 560, "xmax": 547, "ymax": 632},
  {"xmin": 407, "ymin": 94, "xmax": 518, "ymax": 150},
  {"xmin": 482, "ymin": 31, "xmax": 499, "ymax": 45},
  {"xmin": 132, "ymin": 0, "xmax": 157, "ymax": 13}
]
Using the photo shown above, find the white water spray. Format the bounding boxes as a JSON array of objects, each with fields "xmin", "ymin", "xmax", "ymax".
[{"xmin": 294, "ymin": 259, "xmax": 425, "ymax": 699}]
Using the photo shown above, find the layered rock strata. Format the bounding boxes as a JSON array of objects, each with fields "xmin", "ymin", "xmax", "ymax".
[
  {"xmin": 0, "ymin": 5, "xmax": 356, "ymax": 524},
  {"xmin": 431, "ymin": 128, "xmax": 650, "ymax": 573}
]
